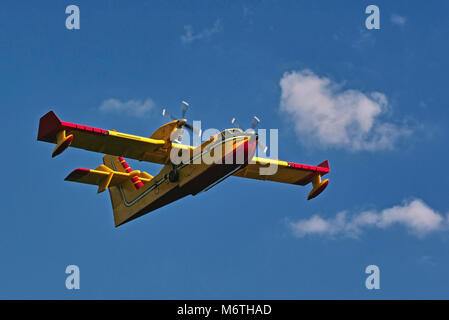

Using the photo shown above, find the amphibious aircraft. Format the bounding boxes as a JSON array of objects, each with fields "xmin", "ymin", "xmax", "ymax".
[{"xmin": 37, "ymin": 102, "xmax": 330, "ymax": 226}]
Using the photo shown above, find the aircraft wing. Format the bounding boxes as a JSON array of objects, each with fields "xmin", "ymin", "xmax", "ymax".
[
  {"xmin": 37, "ymin": 111, "xmax": 191, "ymax": 163},
  {"xmin": 233, "ymin": 157, "xmax": 330, "ymax": 199}
]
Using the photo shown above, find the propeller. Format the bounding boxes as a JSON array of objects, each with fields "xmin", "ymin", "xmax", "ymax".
[
  {"xmin": 231, "ymin": 116, "xmax": 268, "ymax": 153},
  {"xmin": 231, "ymin": 118, "xmax": 241, "ymax": 130},
  {"xmin": 162, "ymin": 101, "xmax": 201, "ymax": 138},
  {"xmin": 251, "ymin": 116, "xmax": 260, "ymax": 130},
  {"xmin": 181, "ymin": 101, "xmax": 189, "ymax": 118}
]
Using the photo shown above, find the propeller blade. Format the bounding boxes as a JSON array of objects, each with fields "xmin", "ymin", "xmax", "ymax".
[
  {"xmin": 162, "ymin": 109, "xmax": 177, "ymax": 121},
  {"xmin": 163, "ymin": 102, "xmax": 200, "ymax": 136},
  {"xmin": 184, "ymin": 123, "xmax": 202, "ymax": 136},
  {"xmin": 181, "ymin": 101, "xmax": 189, "ymax": 118},
  {"xmin": 251, "ymin": 116, "xmax": 260, "ymax": 129},
  {"xmin": 231, "ymin": 118, "xmax": 241, "ymax": 129}
]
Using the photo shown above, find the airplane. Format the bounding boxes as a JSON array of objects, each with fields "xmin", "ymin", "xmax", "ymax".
[{"xmin": 37, "ymin": 102, "xmax": 330, "ymax": 227}]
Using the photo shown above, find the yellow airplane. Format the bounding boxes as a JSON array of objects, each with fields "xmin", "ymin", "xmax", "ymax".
[{"xmin": 37, "ymin": 104, "xmax": 330, "ymax": 226}]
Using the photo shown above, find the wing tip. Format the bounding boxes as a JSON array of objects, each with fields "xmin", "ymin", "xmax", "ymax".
[
  {"xmin": 65, "ymin": 168, "xmax": 90, "ymax": 181},
  {"xmin": 317, "ymin": 160, "xmax": 329, "ymax": 169},
  {"xmin": 37, "ymin": 110, "xmax": 62, "ymax": 142}
]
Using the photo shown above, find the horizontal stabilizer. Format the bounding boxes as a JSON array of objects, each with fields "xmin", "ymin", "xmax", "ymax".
[{"xmin": 65, "ymin": 165, "xmax": 153, "ymax": 193}]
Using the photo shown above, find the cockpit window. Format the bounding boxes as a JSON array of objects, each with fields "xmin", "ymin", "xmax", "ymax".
[{"xmin": 220, "ymin": 128, "xmax": 246, "ymax": 140}]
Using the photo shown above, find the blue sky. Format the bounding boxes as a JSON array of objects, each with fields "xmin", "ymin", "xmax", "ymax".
[{"xmin": 1, "ymin": 0, "xmax": 449, "ymax": 299}]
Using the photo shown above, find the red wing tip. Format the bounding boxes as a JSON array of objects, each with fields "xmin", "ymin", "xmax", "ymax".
[
  {"xmin": 317, "ymin": 160, "xmax": 329, "ymax": 169},
  {"xmin": 65, "ymin": 168, "xmax": 90, "ymax": 181},
  {"xmin": 42, "ymin": 110, "xmax": 59, "ymax": 120},
  {"xmin": 37, "ymin": 110, "xmax": 62, "ymax": 141}
]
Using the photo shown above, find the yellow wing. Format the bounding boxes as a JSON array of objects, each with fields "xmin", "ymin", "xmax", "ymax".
[
  {"xmin": 233, "ymin": 157, "xmax": 330, "ymax": 199},
  {"xmin": 37, "ymin": 111, "xmax": 192, "ymax": 163}
]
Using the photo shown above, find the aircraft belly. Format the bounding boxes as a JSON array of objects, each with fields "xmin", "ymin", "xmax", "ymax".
[
  {"xmin": 113, "ymin": 176, "xmax": 189, "ymax": 225},
  {"xmin": 113, "ymin": 135, "xmax": 257, "ymax": 225},
  {"xmin": 185, "ymin": 163, "xmax": 241, "ymax": 195}
]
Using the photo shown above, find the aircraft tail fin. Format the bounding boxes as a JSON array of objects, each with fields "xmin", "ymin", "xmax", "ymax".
[
  {"xmin": 102, "ymin": 155, "xmax": 156, "ymax": 226},
  {"xmin": 65, "ymin": 155, "xmax": 154, "ymax": 226}
]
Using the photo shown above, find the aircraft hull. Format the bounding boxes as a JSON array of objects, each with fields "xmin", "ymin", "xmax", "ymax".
[{"xmin": 111, "ymin": 135, "xmax": 257, "ymax": 226}]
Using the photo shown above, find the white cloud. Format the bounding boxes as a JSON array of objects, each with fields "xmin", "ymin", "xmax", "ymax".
[
  {"xmin": 181, "ymin": 19, "xmax": 222, "ymax": 44},
  {"xmin": 99, "ymin": 98, "xmax": 154, "ymax": 117},
  {"xmin": 279, "ymin": 70, "xmax": 411, "ymax": 151},
  {"xmin": 289, "ymin": 199, "xmax": 446, "ymax": 238},
  {"xmin": 419, "ymin": 255, "xmax": 437, "ymax": 267},
  {"xmin": 391, "ymin": 14, "xmax": 407, "ymax": 26},
  {"xmin": 352, "ymin": 29, "xmax": 376, "ymax": 49}
]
